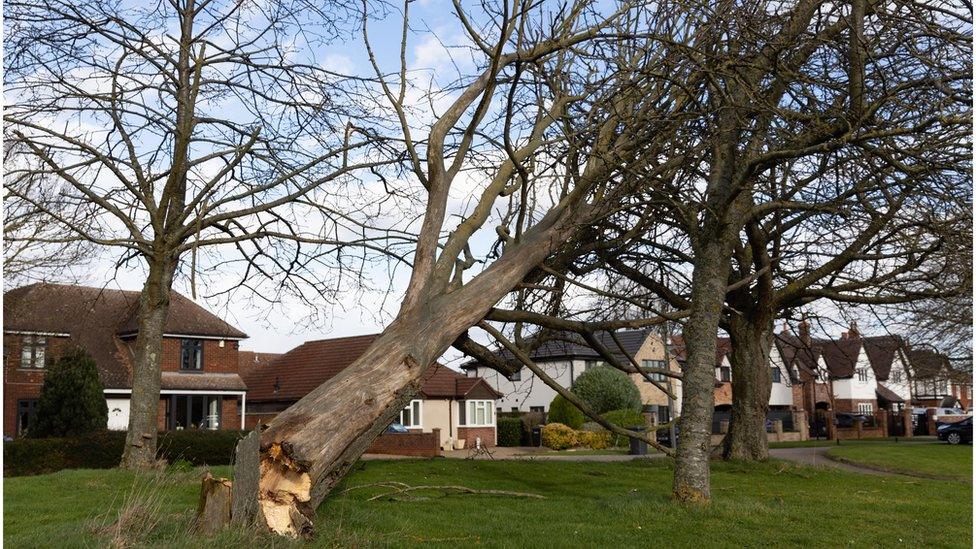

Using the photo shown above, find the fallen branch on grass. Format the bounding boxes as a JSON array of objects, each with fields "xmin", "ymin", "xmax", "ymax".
[{"xmin": 338, "ymin": 482, "xmax": 545, "ymax": 501}]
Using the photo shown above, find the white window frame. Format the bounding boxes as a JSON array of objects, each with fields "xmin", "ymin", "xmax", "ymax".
[
  {"xmin": 461, "ymin": 400, "xmax": 495, "ymax": 427},
  {"xmin": 399, "ymin": 399, "xmax": 422, "ymax": 428},
  {"xmin": 857, "ymin": 402, "xmax": 873, "ymax": 414}
]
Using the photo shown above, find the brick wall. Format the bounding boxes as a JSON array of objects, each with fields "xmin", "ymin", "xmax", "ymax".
[
  {"xmin": 714, "ymin": 382, "xmax": 732, "ymax": 406},
  {"xmin": 146, "ymin": 337, "xmax": 240, "ymax": 373},
  {"xmin": 221, "ymin": 396, "xmax": 240, "ymax": 430},
  {"xmin": 367, "ymin": 429, "xmax": 441, "ymax": 457},
  {"xmin": 832, "ymin": 398, "xmax": 879, "ymax": 414},
  {"xmin": 457, "ymin": 426, "xmax": 496, "ymax": 447},
  {"xmin": 3, "ymin": 334, "xmax": 73, "ymax": 437}
]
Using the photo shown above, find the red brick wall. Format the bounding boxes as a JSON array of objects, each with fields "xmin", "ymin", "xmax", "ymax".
[
  {"xmin": 221, "ymin": 396, "xmax": 240, "ymax": 430},
  {"xmin": 367, "ymin": 429, "xmax": 441, "ymax": 456},
  {"xmin": 457, "ymin": 426, "xmax": 496, "ymax": 447},
  {"xmin": 3, "ymin": 334, "xmax": 73, "ymax": 437},
  {"xmin": 832, "ymin": 398, "xmax": 878, "ymax": 414},
  {"xmin": 146, "ymin": 338, "xmax": 240, "ymax": 373}
]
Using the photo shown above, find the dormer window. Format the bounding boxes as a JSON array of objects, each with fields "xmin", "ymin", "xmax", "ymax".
[
  {"xmin": 890, "ymin": 370, "xmax": 902, "ymax": 383},
  {"xmin": 856, "ymin": 368, "xmax": 868, "ymax": 383},
  {"xmin": 181, "ymin": 339, "xmax": 204, "ymax": 371},
  {"xmin": 20, "ymin": 336, "xmax": 46, "ymax": 369}
]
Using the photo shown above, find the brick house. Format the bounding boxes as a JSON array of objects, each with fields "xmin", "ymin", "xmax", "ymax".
[
  {"xmin": 908, "ymin": 348, "xmax": 973, "ymax": 410},
  {"xmin": 241, "ymin": 334, "xmax": 502, "ymax": 448},
  {"xmin": 3, "ymin": 283, "xmax": 248, "ymax": 437}
]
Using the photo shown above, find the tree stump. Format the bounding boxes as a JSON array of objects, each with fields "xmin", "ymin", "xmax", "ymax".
[
  {"xmin": 231, "ymin": 429, "xmax": 261, "ymax": 526},
  {"xmin": 197, "ymin": 473, "xmax": 233, "ymax": 535}
]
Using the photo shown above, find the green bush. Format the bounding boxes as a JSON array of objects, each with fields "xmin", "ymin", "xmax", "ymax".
[
  {"xmin": 540, "ymin": 423, "xmax": 578, "ymax": 450},
  {"xmin": 496, "ymin": 417, "xmax": 522, "ymax": 447},
  {"xmin": 601, "ymin": 408, "xmax": 647, "ymax": 447},
  {"xmin": 3, "ymin": 429, "xmax": 250, "ymax": 477},
  {"xmin": 571, "ymin": 365, "xmax": 641, "ymax": 414},
  {"xmin": 28, "ymin": 348, "xmax": 107, "ymax": 438},
  {"xmin": 547, "ymin": 394, "xmax": 585, "ymax": 429}
]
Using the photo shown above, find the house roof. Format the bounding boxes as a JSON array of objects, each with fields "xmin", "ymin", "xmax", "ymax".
[
  {"xmin": 3, "ymin": 283, "xmax": 247, "ymax": 389},
  {"xmin": 161, "ymin": 372, "xmax": 248, "ymax": 391},
  {"xmin": 420, "ymin": 363, "xmax": 503, "ymax": 399},
  {"xmin": 817, "ymin": 338, "xmax": 863, "ymax": 378},
  {"xmin": 665, "ymin": 335, "xmax": 730, "ymax": 367},
  {"xmin": 875, "ymin": 383, "xmax": 904, "ymax": 403},
  {"xmin": 461, "ymin": 329, "xmax": 653, "ymax": 369},
  {"xmin": 860, "ymin": 336, "xmax": 906, "ymax": 381},
  {"xmin": 246, "ymin": 334, "xmax": 498, "ymax": 402},
  {"xmin": 908, "ymin": 348, "xmax": 951, "ymax": 379},
  {"xmin": 244, "ymin": 333, "xmax": 380, "ymax": 402}
]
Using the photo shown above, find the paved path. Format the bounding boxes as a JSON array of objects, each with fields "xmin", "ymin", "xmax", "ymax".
[
  {"xmin": 368, "ymin": 444, "xmax": 912, "ymax": 476},
  {"xmin": 768, "ymin": 446, "xmax": 887, "ymax": 475}
]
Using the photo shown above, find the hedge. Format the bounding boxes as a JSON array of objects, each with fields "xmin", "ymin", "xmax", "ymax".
[
  {"xmin": 496, "ymin": 417, "xmax": 522, "ymax": 447},
  {"xmin": 547, "ymin": 394, "xmax": 585, "ymax": 429},
  {"xmin": 3, "ymin": 429, "xmax": 249, "ymax": 477}
]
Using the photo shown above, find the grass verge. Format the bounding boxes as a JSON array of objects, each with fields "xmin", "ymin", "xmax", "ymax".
[
  {"xmin": 4, "ymin": 458, "xmax": 971, "ymax": 547},
  {"xmin": 825, "ymin": 441, "xmax": 972, "ymax": 481}
]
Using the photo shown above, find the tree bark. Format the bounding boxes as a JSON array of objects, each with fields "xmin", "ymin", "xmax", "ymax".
[
  {"xmin": 239, "ymin": 206, "xmax": 585, "ymax": 538},
  {"xmin": 671, "ymin": 239, "xmax": 732, "ymax": 503},
  {"xmin": 120, "ymin": 257, "xmax": 177, "ymax": 469},
  {"xmin": 721, "ymin": 315, "xmax": 773, "ymax": 461}
]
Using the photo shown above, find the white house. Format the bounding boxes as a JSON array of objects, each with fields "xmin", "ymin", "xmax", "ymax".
[{"xmin": 462, "ymin": 329, "xmax": 682, "ymax": 423}]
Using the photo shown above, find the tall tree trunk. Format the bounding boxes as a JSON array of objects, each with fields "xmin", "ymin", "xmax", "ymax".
[
  {"xmin": 120, "ymin": 257, "xmax": 177, "ymax": 469},
  {"xmin": 721, "ymin": 315, "xmax": 773, "ymax": 461},
  {"xmin": 671, "ymin": 239, "xmax": 733, "ymax": 503}
]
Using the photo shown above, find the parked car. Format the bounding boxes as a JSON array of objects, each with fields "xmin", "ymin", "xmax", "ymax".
[
  {"xmin": 386, "ymin": 422, "xmax": 409, "ymax": 434},
  {"xmin": 937, "ymin": 417, "xmax": 972, "ymax": 445},
  {"xmin": 834, "ymin": 412, "xmax": 872, "ymax": 428}
]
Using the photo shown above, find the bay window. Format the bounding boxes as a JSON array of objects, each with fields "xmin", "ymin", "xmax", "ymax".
[{"xmin": 460, "ymin": 400, "xmax": 495, "ymax": 426}]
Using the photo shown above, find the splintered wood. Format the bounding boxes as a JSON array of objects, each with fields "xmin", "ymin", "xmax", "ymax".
[{"xmin": 259, "ymin": 443, "xmax": 313, "ymax": 538}]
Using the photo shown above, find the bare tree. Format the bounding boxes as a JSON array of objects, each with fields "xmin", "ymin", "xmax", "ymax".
[
  {"xmin": 4, "ymin": 0, "xmax": 402, "ymax": 468},
  {"xmin": 229, "ymin": 0, "xmax": 719, "ymax": 536}
]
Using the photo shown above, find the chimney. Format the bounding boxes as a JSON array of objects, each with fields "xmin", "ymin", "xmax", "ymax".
[
  {"xmin": 847, "ymin": 321, "xmax": 860, "ymax": 340},
  {"xmin": 799, "ymin": 319, "xmax": 811, "ymax": 344},
  {"xmin": 780, "ymin": 321, "xmax": 790, "ymax": 335}
]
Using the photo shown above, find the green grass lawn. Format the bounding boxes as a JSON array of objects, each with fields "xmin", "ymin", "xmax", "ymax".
[
  {"xmin": 827, "ymin": 442, "xmax": 972, "ymax": 481},
  {"xmin": 768, "ymin": 436, "xmax": 937, "ymax": 449},
  {"xmin": 4, "ymin": 458, "xmax": 972, "ymax": 548}
]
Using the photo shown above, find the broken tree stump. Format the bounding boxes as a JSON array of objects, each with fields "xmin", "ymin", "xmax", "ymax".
[
  {"xmin": 197, "ymin": 473, "xmax": 233, "ymax": 534},
  {"xmin": 231, "ymin": 429, "xmax": 261, "ymax": 526}
]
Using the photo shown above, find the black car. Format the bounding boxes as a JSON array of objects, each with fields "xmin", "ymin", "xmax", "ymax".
[
  {"xmin": 834, "ymin": 412, "xmax": 872, "ymax": 428},
  {"xmin": 937, "ymin": 417, "xmax": 972, "ymax": 445}
]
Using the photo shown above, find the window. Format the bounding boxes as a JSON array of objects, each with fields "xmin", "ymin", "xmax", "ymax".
[
  {"xmin": 507, "ymin": 368, "xmax": 522, "ymax": 382},
  {"xmin": 719, "ymin": 366, "xmax": 731, "ymax": 382},
  {"xmin": 461, "ymin": 400, "xmax": 494, "ymax": 426},
  {"xmin": 17, "ymin": 399, "xmax": 38, "ymax": 435},
  {"xmin": 856, "ymin": 368, "xmax": 868, "ymax": 383},
  {"xmin": 584, "ymin": 360, "xmax": 599, "ymax": 371},
  {"xmin": 642, "ymin": 360, "xmax": 668, "ymax": 382},
  {"xmin": 857, "ymin": 402, "xmax": 873, "ymax": 414},
  {"xmin": 890, "ymin": 370, "xmax": 902, "ymax": 383},
  {"xmin": 181, "ymin": 339, "xmax": 204, "ymax": 371},
  {"xmin": 170, "ymin": 395, "xmax": 221, "ymax": 429},
  {"xmin": 19, "ymin": 336, "xmax": 46, "ymax": 369},
  {"xmin": 511, "ymin": 407, "xmax": 519, "ymax": 412},
  {"xmin": 529, "ymin": 406, "xmax": 544, "ymax": 413},
  {"xmin": 399, "ymin": 399, "xmax": 422, "ymax": 428},
  {"xmin": 770, "ymin": 367, "xmax": 781, "ymax": 384}
]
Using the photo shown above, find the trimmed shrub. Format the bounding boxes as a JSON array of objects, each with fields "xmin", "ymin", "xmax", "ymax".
[
  {"xmin": 540, "ymin": 423, "xmax": 578, "ymax": 450},
  {"xmin": 570, "ymin": 365, "xmax": 641, "ymax": 414},
  {"xmin": 546, "ymin": 394, "xmax": 585, "ymax": 429},
  {"xmin": 496, "ymin": 417, "xmax": 522, "ymax": 447},
  {"xmin": 3, "ymin": 429, "xmax": 250, "ymax": 477},
  {"xmin": 28, "ymin": 348, "xmax": 107, "ymax": 438},
  {"xmin": 578, "ymin": 430, "xmax": 613, "ymax": 450},
  {"xmin": 579, "ymin": 421, "xmax": 603, "ymax": 432},
  {"xmin": 601, "ymin": 408, "xmax": 647, "ymax": 447}
]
